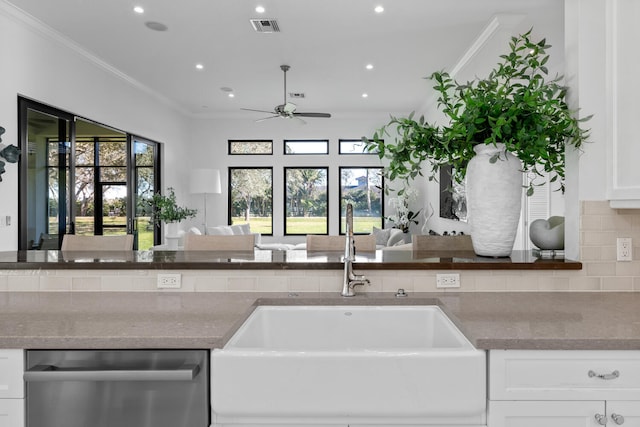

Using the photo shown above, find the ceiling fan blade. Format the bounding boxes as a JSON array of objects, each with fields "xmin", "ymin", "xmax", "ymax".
[
  {"xmin": 293, "ymin": 112, "xmax": 332, "ymax": 118},
  {"xmin": 242, "ymin": 108, "xmax": 277, "ymax": 114},
  {"xmin": 255, "ymin": 115, "xmax": 280, "ymax": 122}
]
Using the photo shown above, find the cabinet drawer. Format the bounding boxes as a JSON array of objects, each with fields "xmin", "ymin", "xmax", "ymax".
[
  {"xmin": 0, "ymin": 350, "xmax": 24, "ymax": 399},
  {"xmin": 489, "ymin": 350, "xmax": 640, "ymax": 400},
  {"xmin": 0, "ymin": 399, "xmax": 24, "ymax": 427},
  {"xmin": 488, "ymin": 400, "xmax": 604, "ymax": 427}
]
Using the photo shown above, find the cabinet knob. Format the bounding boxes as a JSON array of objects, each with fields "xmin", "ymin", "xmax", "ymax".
[
  {"xmin": 611, "ymin": 414, "xmax": 625, "ymax": 425},
  {"xmin": 588, "ymin": 369, "xmax": 620, "ymax": 380},
  {"xmin": 595, "ymin": 414, "xmax": 608, "ymax": 426}
]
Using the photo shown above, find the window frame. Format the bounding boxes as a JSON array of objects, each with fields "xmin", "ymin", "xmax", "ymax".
[
  {"xmin": 228, "ymin": 166, "xmax": 274, "ymax": 236},
  {"xmin": 338, "ymin": 166, "xmax": 385, "ymax": 235},
  {"xmin": 338, "ymin": 138, "xmax": 379, "ymax": 155},
  {"xmin": 283, "ymin": 166, "xmax": 329, "ymax": 236},
  {"xmin": 228, "ymin": 139, "xmax": 273, "ymax": 155},
  {"xmin": 283, "ymin": 139, "xmax": 329, "ymax": 155}
]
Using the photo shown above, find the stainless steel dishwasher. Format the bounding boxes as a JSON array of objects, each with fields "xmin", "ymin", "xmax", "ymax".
[{"xmin": 25, "ymin": 350, "xmax": 209, "ymax": 427}]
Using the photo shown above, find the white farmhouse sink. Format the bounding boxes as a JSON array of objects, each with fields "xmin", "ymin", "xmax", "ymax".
[{"xmin": 211, "ymin": 305, "xmax": 486, "ymax": 426}]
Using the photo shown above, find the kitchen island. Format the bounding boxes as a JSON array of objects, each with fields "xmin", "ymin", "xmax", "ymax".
[{"xmin": 0, "ymin": 291, "xmax": 638, "ymax": 350}]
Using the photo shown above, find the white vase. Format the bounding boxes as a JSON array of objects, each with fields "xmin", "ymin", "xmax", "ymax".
[
  {"xmin": 165, "ymin": 222, "xmax": 180, "ymax": 249},
  {"xmin": 466, "ymin": 143, "xmax": 523, "ymax": 257}
]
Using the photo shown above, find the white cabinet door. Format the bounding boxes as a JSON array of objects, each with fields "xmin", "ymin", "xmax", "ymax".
[
  {"xmin": 0, "ymin": 350, "xmax": 24, "ymax": 399},
  {"xmin": 607, "ymin": 0, "xmax": 640, "ymax": 206},
  {"xmin": 0, "ymin": 399, "xmax": 24, "ymax": 427},
  {"xmin": 608, "ymin": 401, "xmax": 640, "ymax": 427},
  {"xmin": 489, "ymin": 401, "xmax": 604, "ymax": 427}
]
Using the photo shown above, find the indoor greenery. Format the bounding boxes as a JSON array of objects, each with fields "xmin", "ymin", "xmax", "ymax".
[
  {"xmin": 148, "ymin": 187, "xmax": 197, "ymax": 225},
  {"xmin": 364, "ymin": 29, "xmax": 591, "ymax": 196}
]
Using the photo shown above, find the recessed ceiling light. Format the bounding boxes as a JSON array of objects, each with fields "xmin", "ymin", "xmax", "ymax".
[
  {"xmin": 365, "ymin": 64, "xmax": 374, "ymax": 70},
  {"xmin": 228, "ymin": 93, "xmax": 235, "ymax": 98},
  {"xmin": 374, "ymin": 5, "xmax": 384, "ymax": 13},
  {"xmin": 362, "ymin": 93, "xmax": 369, "ymax": 98},
  {"xmin": 195, "ymin": 63, "xmax": 204, "ymax": 70},
  {"xmin": 133, "ymin": 6, "xmax": 144, "ymax": 14},
  {"xmin": 255, "ymin": 5, "xmax": 265, "ymax": 13},
  {"xmin": 145, "ymin": 21, "xmax": 168, "ymax": 31}
]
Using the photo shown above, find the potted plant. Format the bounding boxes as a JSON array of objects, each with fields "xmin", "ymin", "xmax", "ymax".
[
  {"xmin": 365, "ymin": 29, "xmax": 590, "ymax": 257},
  {"xmin": 147, "ymin": 188, "xmax": 197, "ymax": 248},
  {"xmin": 385, "ymin": 188, "xmax": 421, "ymax": 235}
]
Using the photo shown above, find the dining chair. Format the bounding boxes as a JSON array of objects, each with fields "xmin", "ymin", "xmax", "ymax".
[{"xmin": 61, "ymin": 234, "xmax": 134, "ymax": 251}]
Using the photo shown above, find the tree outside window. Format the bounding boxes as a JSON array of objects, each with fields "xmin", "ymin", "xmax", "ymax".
[
  {"xmin": 285, "ymin": 167, "xmax": 328, "ymax": 235},
  {"xmin": 339, "ymin": 167, "xmax": 383, "ymax": 234},
  {"xmin": 229, "ymin": 168, "xmax": 273, "ymax": 234}
]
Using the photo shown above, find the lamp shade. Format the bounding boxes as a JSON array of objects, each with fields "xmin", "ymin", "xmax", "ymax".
[{"xmin": 190, "ymin": 169, "xmax": 221, "ymax": 194}]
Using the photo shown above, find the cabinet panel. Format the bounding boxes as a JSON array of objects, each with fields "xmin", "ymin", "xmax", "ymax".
[
  {"xmin": 607, "ymin": 401, "xmax": 640, "ymax": 427},
  {"xmin": 489, "ymin": 401, "xmax": 603, "ymax": 427},
  {"xmin": 489, "ymin": 350, "xmax": 640, "ymax": 400},
  {"xmin": 0, "ymin": 399, "xmax": 24, "ymax": 427},
  {"xmin": 0, "ymin": 350, "xmax": 24, "ymax": 399},
  {"xmin": 607, "ymin": 0, "xmax": 640, "ymax": 205}
]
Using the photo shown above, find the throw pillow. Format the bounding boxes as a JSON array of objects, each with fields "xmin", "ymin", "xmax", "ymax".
[
  {"xmin": 371, "ymin": 226, "xmax": 392, "ymax": 246},
  {"xmin": 207, "ymin": 226, "xmax": 233, "ymax": 235},
  {"xmin": 235, "ymin": 223, "xmax": 251, "ymax": 235}
]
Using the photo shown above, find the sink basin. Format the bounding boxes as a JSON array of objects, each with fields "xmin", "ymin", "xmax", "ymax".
[{"xmin": 211, "ymin": 305, "xmax": 485, "ymax": 425}]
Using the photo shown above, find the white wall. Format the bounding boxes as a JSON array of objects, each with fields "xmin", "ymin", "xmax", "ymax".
[{"xmin": 0, "ymin": 2, "xmax": 190, "ymax": 250}]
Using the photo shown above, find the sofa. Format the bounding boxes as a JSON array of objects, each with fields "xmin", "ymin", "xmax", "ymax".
[{"xmin": 197, "ymin": 224, "xmax": 407, "ymax": 251}]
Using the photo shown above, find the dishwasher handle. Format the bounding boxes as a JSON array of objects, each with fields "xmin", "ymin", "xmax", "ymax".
[{"xmin": 24, "ymin": 363, "xmax": 200, "ymax": 382}]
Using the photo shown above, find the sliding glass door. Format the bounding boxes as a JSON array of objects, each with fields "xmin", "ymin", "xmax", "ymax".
[{"xmin": 18, "ymin": 98, "xmax": 161, "ymax": 250}]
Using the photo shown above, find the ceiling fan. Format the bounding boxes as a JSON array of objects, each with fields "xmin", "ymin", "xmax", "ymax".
[{"xmin": 241, "ymin": 65, "xmax": 332, "ymax": 123}]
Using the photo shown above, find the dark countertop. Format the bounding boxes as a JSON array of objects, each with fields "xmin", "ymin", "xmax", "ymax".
[
  {"xmin": 1, "ymin": 291, "xmax": 638, "ymax": 350},
  {"xmin": 0, "ymin": 250, "xmax": 581, "ymax": 270}
]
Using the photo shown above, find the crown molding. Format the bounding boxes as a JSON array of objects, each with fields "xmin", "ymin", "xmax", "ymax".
[{"xmin": 0, "ymin": 0, "xmax": 190, "ymax": 117}]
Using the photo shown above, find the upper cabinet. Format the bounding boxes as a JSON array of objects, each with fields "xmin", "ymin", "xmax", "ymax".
[{"xmin": 607, "ymin": 0, "xmax": 640, "ymax": 208}]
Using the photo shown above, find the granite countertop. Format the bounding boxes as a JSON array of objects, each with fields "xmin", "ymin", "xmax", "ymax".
[
  {"xmin": 0, "ymin": 250, "xmax": 581, "ymax": 270},
  {"xmin": 1, "ymin": 291, "xmax": 639, "ymax": 350}
]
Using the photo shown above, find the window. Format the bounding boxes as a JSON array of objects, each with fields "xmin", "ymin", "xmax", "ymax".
[
  {"xmin": 229, "ymin": 140, "xmax": 273, "ymax": 155},
  {"xmin": 284, "ymin": 139, "xmax": 329, "ymax": 155},
  {"xmin": 18, "ymin": 98, "xmax": 160, "ymax": 250},
  {"xmin": 339, "ymin": 167, "xmax": 384, "ymax": 234},
  {"xmin": 285, "ymin": 167, "xmax": 328, "ymax": 235},
  {"xmin": 339, "ymin": 139, "xmax": 379, "ymax": 154},
  {"xmin": 229, "ymin": 168, "xmax": 273, "ymax": 235}
]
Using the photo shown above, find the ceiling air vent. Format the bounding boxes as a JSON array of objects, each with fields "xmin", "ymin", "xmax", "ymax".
[
  {"xmin": 289, "ymin": 92, "xmax": 305, "ymax": 99},
  {"xmin": 250, "ymin": 19, "xmax": 281, "ymax": 33}
]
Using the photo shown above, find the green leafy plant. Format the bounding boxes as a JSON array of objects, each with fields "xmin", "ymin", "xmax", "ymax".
[
  {"xmin": 364, "ymin": 29, "xmax": 591, "ymax": 196},
  {"xmin": 147, "ymin": 187, "xmax": 197, "ymax": 225}
]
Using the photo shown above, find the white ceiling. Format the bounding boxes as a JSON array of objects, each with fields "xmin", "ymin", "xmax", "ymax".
[{"xmin": 5, "ymin": 0, "xmax": 564, "ymax": 118}]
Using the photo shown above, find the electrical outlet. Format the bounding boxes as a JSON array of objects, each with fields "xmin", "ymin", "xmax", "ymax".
[
  {"xmin": 617, "ymin": 237, "xmax": 633, "ymax": 262},
  {"xmin": 157, "ymin": 273, "xmax": 181, "ymax": 289},
  {"xmin": 436, "ymin": 273, "xmax": 460, "ymax": 288}
]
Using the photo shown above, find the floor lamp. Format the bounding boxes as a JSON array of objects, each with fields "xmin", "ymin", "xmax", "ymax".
[{"xmin": 189, "ymin": 169, "xmax": 222, "ymax": 234}]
